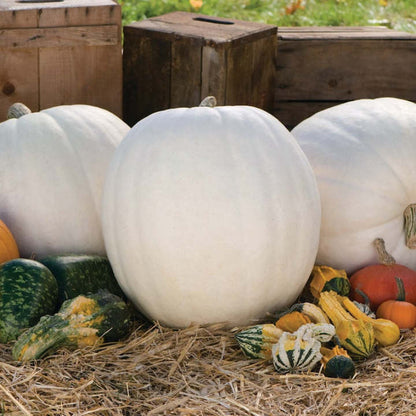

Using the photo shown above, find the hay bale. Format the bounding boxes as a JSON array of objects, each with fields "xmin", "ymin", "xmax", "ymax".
[{"xmin": 0, "ymin": 321, "xmax": 414, "ymax": 415}]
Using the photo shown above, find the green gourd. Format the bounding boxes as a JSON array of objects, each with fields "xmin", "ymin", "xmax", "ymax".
[
  {"xmin": 0, "ymin": 258, "xmax": 58, "ymax": 342},
  {"xmin": 38, "ymin": 254, "xmax": 125, "ymax": 305},
  {"xmin": 235, "ymin": 324, "xmax": 283, "ymax": 360},
  {"xmin": 12, "ymin": 290, "xmax": 132, "ymax": 362}
]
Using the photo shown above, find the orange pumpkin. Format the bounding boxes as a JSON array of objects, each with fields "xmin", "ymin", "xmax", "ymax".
[
  {"xmin": 376, "ymin": 277, "xmax": 416, "ymax": 330},
  {"xmin": 0, "ymin": 219, "xmax": 19, "ymax": 264},
  {"xmin": 350, "ymin": 238, "xmax": 416, "ymax": 309}
]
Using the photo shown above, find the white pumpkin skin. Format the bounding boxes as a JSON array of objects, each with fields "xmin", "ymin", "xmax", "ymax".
[
  {"xmin": 102, "ymin": 104, "xmax": 321, "ymax": 328},
  {"xmin": 292, "ymin": 97, "xmax": 416, "ymax": 274},
  {"xmin": 0, "ymin": 104, "xmax": 130, "ymax": 258}
]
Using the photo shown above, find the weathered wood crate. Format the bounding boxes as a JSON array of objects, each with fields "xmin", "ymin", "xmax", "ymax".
[
  {"xmin": 0, "ymin": 0, "xmax": 122, "ymax": 121},
  {"xmin": 123, "ymin": 11, "xmax": 277, "ymax": 126},
  {"xmin": 275, "ymin": 26, "xmax": 416, "ymax": 128}
]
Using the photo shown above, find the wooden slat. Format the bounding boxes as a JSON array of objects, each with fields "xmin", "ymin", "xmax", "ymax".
[
  {"xmin": 275, "ymin": 39, "xmax": 416, "ymax": 101},
  {"xmin": 273, "ymin": 101, "xmax": 347, "ymax": 130},
  {"xmin": 38, "ymin": 2, "xmax": 121, "ymax": 27},
  {"xmin": 39, "ymin": 44, "xmax": 122, "ymax": 116},
  {"xmin": 0, "ymin": 25, "xmax": 119, "ymax": 48},
  {"xmin": 126, "ymin": 11, "xmax": 276, "ymax": 45},
  {"xmin": 200, "ymin": 45, "xmax": 227, "ymax": 104},
  {"xmin": 170, "ymin": 37, "xmax": 203, "ymax": 108},
  {"xmin": 226, "ymin": 34, "xmax": 276, "ymax": 110},
  {"xmin": 277, "ymin": 26, "xmax": 416, "ymax": 40},
  {"xmin": 0, "ymin": 47, "xmax": 39, "ymax": 120},
  {"xmin": 122, "ymin": 30, "xmax": 171, "ymax": 126},
  {"xmin": 0, "ymin": 0, "xmax": 120, "ymax": 28}
]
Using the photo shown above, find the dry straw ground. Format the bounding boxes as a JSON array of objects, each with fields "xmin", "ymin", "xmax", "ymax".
[{"xmin": 0, "ymin": 318, "xmax": 415, "ymax": 415}]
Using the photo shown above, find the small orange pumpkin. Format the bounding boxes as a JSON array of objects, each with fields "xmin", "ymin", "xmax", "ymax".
[
  {"xmin": 376, "ymin": 277, "xmax": 416, "ymax": 330},
  {"xmin": 0, "ymin": 219, "xmax": 19, "ymax": 264}
]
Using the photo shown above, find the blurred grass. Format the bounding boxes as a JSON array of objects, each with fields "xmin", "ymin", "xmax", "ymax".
[{"xmin": 120, "ymin": 0, "xmax": 416, "ymax": 33}]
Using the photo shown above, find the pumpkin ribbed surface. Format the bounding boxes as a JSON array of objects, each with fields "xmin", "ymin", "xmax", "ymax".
[
  {"xmin": 292, "ymin": 98, "xmax": 416, "ymax": 273},
  {"xmin": 0, "ymin": 105, "xmax": 129, "ymax": 257},
  {"xmin": 102, "ymin": 104, "xmax": 321, "ymax": 327}
]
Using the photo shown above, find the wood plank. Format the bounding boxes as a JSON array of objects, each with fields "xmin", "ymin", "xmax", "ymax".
[
  {"xmin": 0, "ymin": 47, "xmax": 39, "ymax": 121},
  {"xmin": 226, "ymin": 34, "xmax": 276, "ymax": 110},
  {"xmin": 277, "ymin": 26, "xmax": 416, "ymax": 40},
  {"xmin": 170, "ymin": 37, "xmax": 203, "ymax": 108},
  {"xmin": 200, "ymin": 45, "xmax": 226, "ymax": 104},
  {"xmin": 0, "ymin": 8, "xmax": 37, "ymax": 29},
  {"xmin": 126, "ymin": 11, "xmax": 276, "ymax": 45},
  {"xmin": 122, "ymin": 31, "xmax": 171, "ymax": 125},
  {"xmin": 38, "ymin": 2, "xmax": 121, "ymax": 27},
  {"xmin": 275, "ymin": 39, "xmax": 416, "ymax": 101},
  {"xmin": 272, "ymin": 101, "xmax": 346, "ymax": 130},
  {"xmin": 39, "ymin": 44, "xmax": 122, "ymax": 117},
  {"xmin": 0, "ymin": 0, "xmax": 120, "ymax": 28},
  {"xmin": 0, "ymin": 25, "xmax": 119, "ymax": 48}
]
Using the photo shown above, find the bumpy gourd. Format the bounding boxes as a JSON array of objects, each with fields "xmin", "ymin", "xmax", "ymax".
[
  {"xmin": 0, "ymin": 103, "xmax": 130, "ymax": 257},
  {"xmin": 292, "ymin": 98, "xmax": 416, "ymax": 273},
  {"xmin": 309, "ymin": 265, "xmax": 350, "ymax": 299},
  {"xmin": 12, "ymin": 290, "xmax": 132, "ymax": 362},
  {"xmin": 102, "ymin": 98, "xmax": 321, "ymax": 327}
]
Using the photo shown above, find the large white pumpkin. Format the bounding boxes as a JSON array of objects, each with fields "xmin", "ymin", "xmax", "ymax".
[
  {"xmin": 0, "ymin": 104, "xmax": 130, "ymax": 258},
  {"xmin": 101, "ymin": 100, "xmax": 321, "ymax": 328},
  {"xmin": 292, "ymin": 97, "xmax": 416, "ymax": 274}
]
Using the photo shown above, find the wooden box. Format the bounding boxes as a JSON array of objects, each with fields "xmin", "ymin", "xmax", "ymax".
[
  {"xmin": 0, "ymin": 0, "xmax": 122, "ymax": 121},
  {"xmin": 123, "ymin": 11, "xmax": 277, "ymax": 126},
  {"xmin": 274, "ymin": 26, "xmax": 416, "ymax": 129}
]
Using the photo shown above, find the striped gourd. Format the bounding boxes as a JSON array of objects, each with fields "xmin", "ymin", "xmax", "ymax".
[
  {"xmin": 235, "ymin": 324, "xmax": 283, "ymax": 360},
  {"xmin": 272, "ymin": 331, "xmax": 322, "ymax": 373}
]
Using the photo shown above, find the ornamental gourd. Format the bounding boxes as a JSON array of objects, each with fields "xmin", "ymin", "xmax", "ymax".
[
  {"xmin": 101, "ymin": 97, "xmax": 321, "ymax": 328},
  {"xmin": 292, "ymin": 98, "xmax": 416, "ymax": 274},
  {"xmin": 0, "ymin": 103, "xmax": 130, "ymax": 258}
]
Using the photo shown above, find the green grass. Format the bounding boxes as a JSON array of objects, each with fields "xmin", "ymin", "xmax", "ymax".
[{"xmin": 120, "ymin": 0, "xmax": 416, "ymax": 33}]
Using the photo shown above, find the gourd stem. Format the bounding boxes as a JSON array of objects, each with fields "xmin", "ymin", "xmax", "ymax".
[
  {"xmin": 7, "ymin": 103, "xmax": 31, "ymax": 119},
  {"xmin": 394, "ymin": 277, "xmax": 406, "ymax": 302},
  {"xmin": 373, "ymin": 238, "xmax": 396, "ymax": 265},
  {"xmin": 403, "ymin": 204, "xmax": 416, "ymax": 249},
  {"xmin": 355, "ymin": 288, "xmax": 370, "ymax": 306},
  {"xmin": 199, "ymin": 96, "xmax": 217, "ymax": 108}
]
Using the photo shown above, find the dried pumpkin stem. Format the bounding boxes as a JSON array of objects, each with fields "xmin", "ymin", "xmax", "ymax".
[
  {"xmin": 403, "ymin": 204, "xmax": 416, "ymax": 249},
  {"xmin": 373, "ymin": 238, "xmax": 396, "ymax": 265},
  {"xmin": 7, "ymin": 103, "xmax": 31, "ymax": 119},
  {"xmin": 199, "ymin": 96, "xmax": 217, "ymax": 108}
]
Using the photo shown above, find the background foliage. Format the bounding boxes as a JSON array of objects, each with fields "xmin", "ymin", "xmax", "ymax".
[{"xmin": 120, "ymin": 0, "xmax": 416, "ymax": 33}]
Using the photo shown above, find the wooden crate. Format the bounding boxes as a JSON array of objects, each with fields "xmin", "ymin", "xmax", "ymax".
[
  {"xmin": 0, "ymin": 0, "xmax": 122, "ymax": 121},
  {"xmin": 123, "ymin": 11, "xmax": 277, "ymax": 126},
  {"xmin": 274, "ymin": 26, "xmax": 416, "ymax": 129}
]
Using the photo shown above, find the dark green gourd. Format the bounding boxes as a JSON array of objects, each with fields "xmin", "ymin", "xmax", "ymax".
[
  {"xmin": 38, "ymin": 254, "xmax": 124, "ymax": 305},
  {"xmin": 0, "ymin": 258, "xmax": 58, "ymax": 342}
]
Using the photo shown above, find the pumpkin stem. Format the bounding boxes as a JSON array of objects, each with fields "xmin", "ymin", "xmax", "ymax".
[
  {"xmin": 403, "ymin": 204, "xmax": 416, "ymax": 249},
  {"xmin": 394, "ymin": 277, "xmax": 406, "ymax": 302},
  {"xmin": 7, "ymin": 103, "xmax": 31, "ymax": 119},
  {"xmin": 199, "ymin": 96, "xmax": 217, "ymax": 108},
  {"xmin": 373, "ymin": 238, "xmax": 396, "ymax": 266},
  {"xmin": 355, "ymin": 288, "xmax": 370, "ymax": 306}
]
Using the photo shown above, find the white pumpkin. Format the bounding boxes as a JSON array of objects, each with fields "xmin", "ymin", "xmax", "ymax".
[
  {"xmin": 101, "ymin": 99, "xmax": 321, "ymax": 328},
  {"xmin": 292, "ymin": 97, "xmax": 416, "ymax": 274},
  {"xmin": 0, "ymin": 104, "xmax": 130, "ymax": 257}
]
